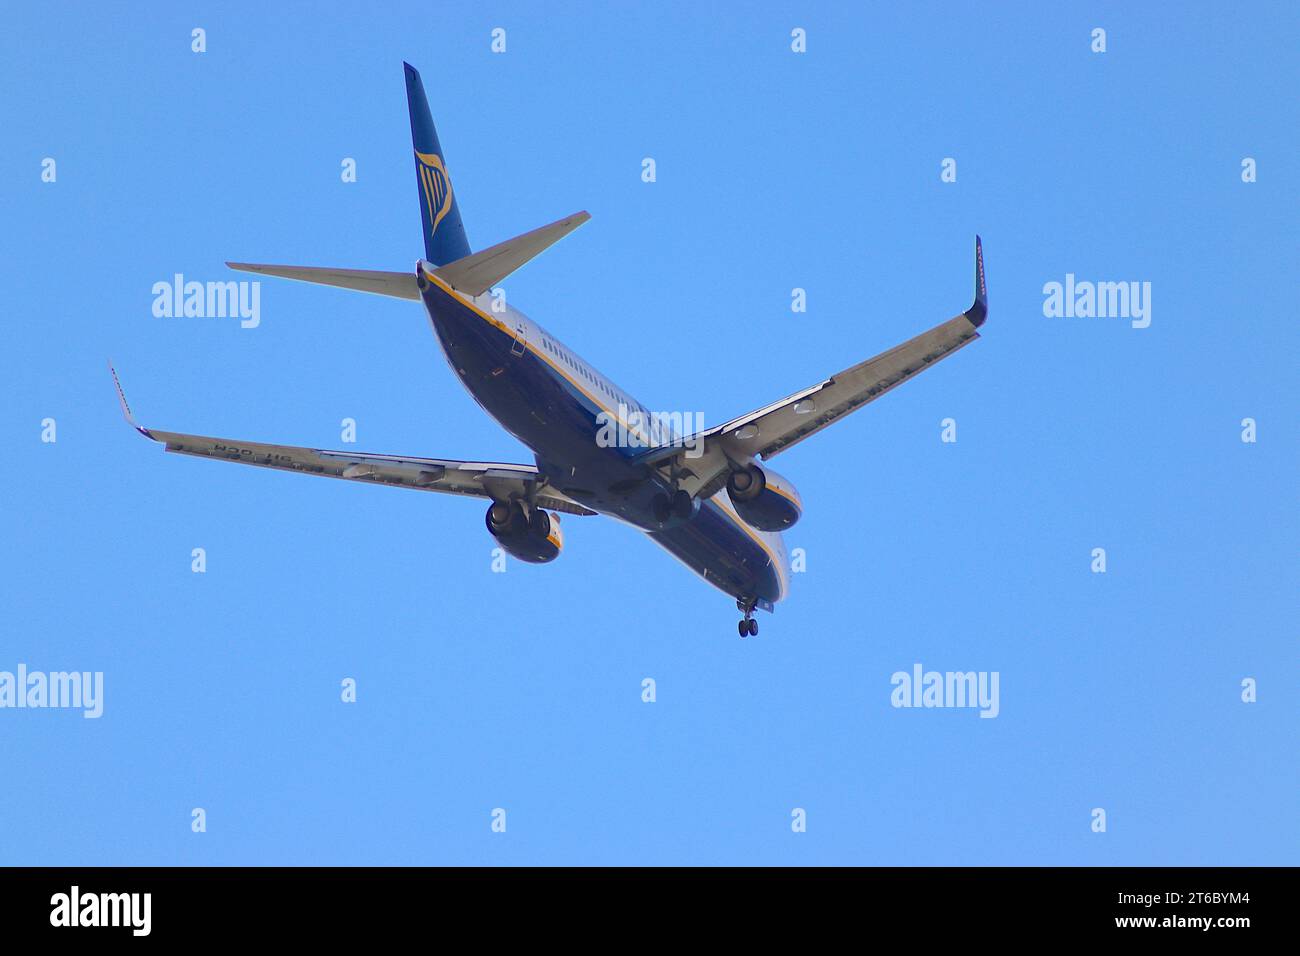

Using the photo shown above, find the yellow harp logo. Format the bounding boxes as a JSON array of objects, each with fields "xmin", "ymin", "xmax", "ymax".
[{"xmin": 415, "ymin": 150, "xmax": 453, "ymax": 237}]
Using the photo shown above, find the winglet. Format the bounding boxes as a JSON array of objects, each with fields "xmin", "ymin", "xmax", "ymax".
[
  {"xmin": 108, "ymin": 361, "xmax": 154, "ymax": 439},
  {"xmin": 965, "ymin": 235, "xmax": 988, "ymax": 327}
]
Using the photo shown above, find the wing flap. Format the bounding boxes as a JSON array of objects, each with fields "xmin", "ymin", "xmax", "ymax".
[
  {"xmin": 109, "ymin": 365, "xmax": 595, "ymax": 515},
  {"xmin": 722, "ymin": 310, "xmax": 981, "ymax": 460},
  {"xmin": 150, "ymin": 428, "xmax": 594, "ymax": 514}
]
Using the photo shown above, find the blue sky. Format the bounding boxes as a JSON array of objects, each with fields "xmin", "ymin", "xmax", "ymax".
[{"xmin": 2, "ymin": 1, "xmax": 1295, "ymax": 865}]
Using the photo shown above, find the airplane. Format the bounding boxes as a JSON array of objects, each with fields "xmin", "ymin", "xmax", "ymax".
[{"xmin": 111, "ymin": 62, "xmax": 988, "ymax": 638}]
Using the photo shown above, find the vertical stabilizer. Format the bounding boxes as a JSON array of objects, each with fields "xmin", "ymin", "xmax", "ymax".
[{"xmin": 404, "ymin": 62, "xmax": 471, "ymax": 266}]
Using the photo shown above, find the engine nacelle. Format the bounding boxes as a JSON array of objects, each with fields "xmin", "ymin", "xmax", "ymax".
[
  {"xmin": 726, "ymin": 464, "xmax": 802, "ymax": 531},
  {"xmin": 485, "ymin": 502, "xmax": 563, "ymax": 563}
]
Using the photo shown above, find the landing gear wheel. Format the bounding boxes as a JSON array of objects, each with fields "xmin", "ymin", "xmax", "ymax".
[{"xmin": 736, "ymin": 598, "xmax": 759, "ymax": 638}]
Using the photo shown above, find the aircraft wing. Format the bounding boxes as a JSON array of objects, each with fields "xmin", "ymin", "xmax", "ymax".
[
  {"xmin": 109, "ymin": 365, "xmax": 595, "ymax": 516},
  {"xmin": 640, "ymin": 237, "xmax": 988, "ymax": 496}
]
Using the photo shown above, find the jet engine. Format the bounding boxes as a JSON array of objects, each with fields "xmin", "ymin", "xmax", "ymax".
[
  {"xmin": 725, "ymin": 463, "xmax": 802, "ymax": 531},
  {"xmin": 485, "ymin": 501, "xmax": 563, "ymax": 563}
]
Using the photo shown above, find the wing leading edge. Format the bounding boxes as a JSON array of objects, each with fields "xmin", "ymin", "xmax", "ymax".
[{"xmin": 637, "ymin": 237, "xmax": 988, "ymax": 494}]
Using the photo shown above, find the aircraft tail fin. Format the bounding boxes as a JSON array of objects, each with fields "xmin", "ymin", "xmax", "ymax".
[
  {"xmin": 405, "ymin": 62, "xmax": 471, "ymax": 266},
  {"xmin": 422, "ymin": 211, "xmax": 590, "ymax": 297}
]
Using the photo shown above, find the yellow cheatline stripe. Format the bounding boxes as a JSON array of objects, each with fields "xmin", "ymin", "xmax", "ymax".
[
  {"xmin": 765, "ymin": 480, "xmax": 802, "ymax": 510},
  {"xmin": 425, "ymin": 272, "xmax": 657, "ymax": 446},
  {"xmin": 708, "ymin": 495, "xmax": 786, "ymax": 596}
]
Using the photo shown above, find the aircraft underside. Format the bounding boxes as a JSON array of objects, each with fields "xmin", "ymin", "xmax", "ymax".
[
  {"xmin": 112, "ymin": 61, "xmax": 986, "ymax": 639},
  {"xmin": 419, "ymin": 279, "xmax": 788, "ymax": 617}
]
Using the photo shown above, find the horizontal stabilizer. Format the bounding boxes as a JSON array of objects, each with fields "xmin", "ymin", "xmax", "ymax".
[
  {"xmin": 425, "ymin": 211, "xmax": 590, "ymax": 296},
  {"xmin": 225, "ymin": 263, "xmax": 420, "ymax": 300}
]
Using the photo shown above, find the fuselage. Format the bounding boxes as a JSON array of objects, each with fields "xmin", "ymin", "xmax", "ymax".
[{"xmin": 416, "ymin": 266, "xmax": 789, "ymax": 611}]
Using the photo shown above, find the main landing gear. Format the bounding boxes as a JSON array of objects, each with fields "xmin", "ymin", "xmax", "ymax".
[{"xmin": 737, "ymin": 600, "xmax": 759, "ymax": 638}]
